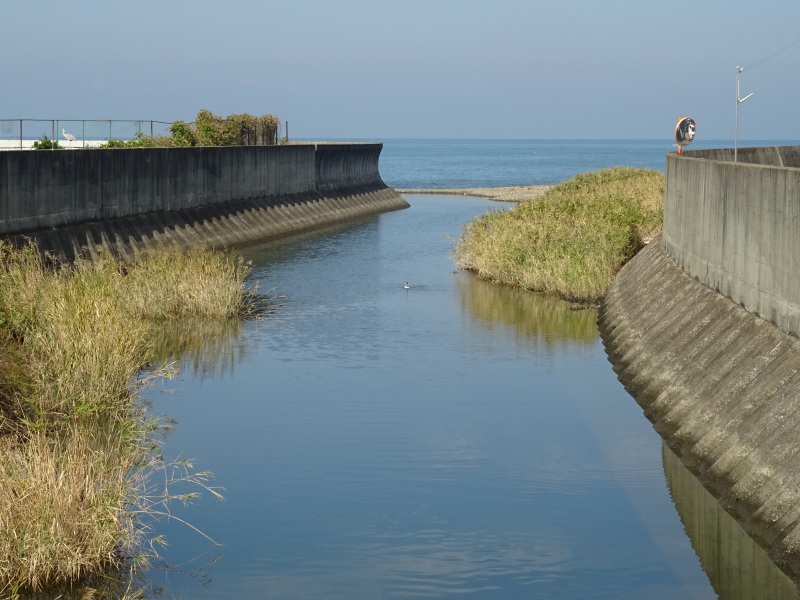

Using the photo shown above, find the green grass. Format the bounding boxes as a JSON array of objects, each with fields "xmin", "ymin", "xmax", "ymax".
[
  {"xmin": 452, "ymin": 167, "xmax": 665, "ymax": 303},
  {"xmin": 0, "ymin": 243, "xmax": 254, "ymax": 597}
]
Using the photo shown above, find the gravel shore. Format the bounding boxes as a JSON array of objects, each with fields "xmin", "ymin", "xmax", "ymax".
[{"xmin": 396, "ymin": 185, "xmax": 553, "ymax": 203}]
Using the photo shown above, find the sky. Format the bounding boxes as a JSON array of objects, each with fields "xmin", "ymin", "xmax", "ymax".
[{"xmin": 3, "ymin": 0, "xmax": 800, "ymax": 141}]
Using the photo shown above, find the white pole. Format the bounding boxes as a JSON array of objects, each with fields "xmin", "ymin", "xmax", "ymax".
[
  {"xmin": 735, "ymin": 66, "xmax": 754, "ymax": 163},
  {"xmin": 735, "ymin": 66, "xmax": 741, "ymax": 162}
]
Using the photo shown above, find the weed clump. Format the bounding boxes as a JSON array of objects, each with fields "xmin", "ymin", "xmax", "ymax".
[{"xmin": 452, "ymin": 167, "xmax": 665, "ymax": 303}]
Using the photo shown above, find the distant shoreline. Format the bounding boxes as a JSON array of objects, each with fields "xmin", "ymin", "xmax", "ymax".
[{"xmin": 396, "ymin": 185, "xmax": 553, "ymax": 203}]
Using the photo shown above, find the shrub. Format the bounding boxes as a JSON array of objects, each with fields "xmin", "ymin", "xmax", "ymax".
[
  {"xmin": 89, "ymin": 111, "xmax": 282, "ymax": 149},
  {"xmin": 32, "ymin": 135, "xmax": 60, "ymax": 150},
  {"xmin": 168, "ymin": 120, "xmax": 197, "ymax": 147},
  {"xmin": 195, "ymin": 109, "xmax": 226, "ymax": 146},
  {"xmin": 189, "ymin": 110, "xmax": 281, "ymax": 146},
  {"xmin": 99, "ymin": 133, "xmax": 156, "ymax": 149}
]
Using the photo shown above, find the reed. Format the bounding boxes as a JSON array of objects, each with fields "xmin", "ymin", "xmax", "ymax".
[
  {"xmin": 0, "ymin": 422, "xmax": 139, "ymax": 594},
  {"xmin": 118, "ymin": 246, "xmax": 255, "ymax": 320},
  {"xmin": 0, "ymin": 242, "xmax": 250, "ymax": 597},
  {"xmin": 452, "ymin": 167, "xmax": 665, "ymax": 303}
]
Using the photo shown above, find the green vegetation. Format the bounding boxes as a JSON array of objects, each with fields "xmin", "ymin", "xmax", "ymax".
[
  {"xmin": 31, "ymin": 136, "xmax": 60, "ymax": 150},
  {"xmin": 99, "ymin": 110, "xmax": 282, "ymax": 149},
  {"xmin": 452, "ymin": 167, "xmax": 665, "ymax": 303},
  {"xmin": 100, "ymin": 133, "xmax": 155, "ymax": 149},
  {"xmin": 0, "ymin": 243, "xmax": 258, "ymax": 597}
]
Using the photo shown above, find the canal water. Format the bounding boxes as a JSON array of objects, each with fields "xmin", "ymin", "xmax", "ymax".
[{"xmin": 145, "ymin": 194, "xmax": 798, "ymax": 599}]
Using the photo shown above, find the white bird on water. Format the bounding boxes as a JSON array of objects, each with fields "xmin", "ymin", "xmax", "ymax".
[
  {"xmin": 62, "ymin": 128, "xmax": 76, "ymax": 143},
  {"xmin": 403, "ymin": 282, "xmax": 410, "ymax": 289}
]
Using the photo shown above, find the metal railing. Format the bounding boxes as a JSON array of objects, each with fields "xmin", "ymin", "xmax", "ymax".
[{"xmin": 0, "ymin": 119, "xmax": 175, "ymax": 149}]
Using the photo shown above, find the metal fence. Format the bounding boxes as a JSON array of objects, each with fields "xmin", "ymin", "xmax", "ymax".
[{"xmin": 0, "ymin": 119, "xmax": 176, "ymax": 149}]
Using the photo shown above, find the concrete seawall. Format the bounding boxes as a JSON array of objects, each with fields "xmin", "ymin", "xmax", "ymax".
[
  {"xmin": 600, "ymin": 146, "xmax": 800, "ymax": 580},
  {"xmin": 663, "ymin": 146, "xmax": 800, "ymax": 338},
  {"xmin": 0, "ymin": 143, "xmax": 409, "ymax": 257}
]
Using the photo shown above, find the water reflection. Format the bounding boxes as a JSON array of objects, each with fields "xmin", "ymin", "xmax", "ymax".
[
  {"xmin": 663, "ymin": 444, "xmax": 800, "ymax": 599},
  {"xmin": 15, "ymin": 569, "xmax": 140, "ymax": 600},
  {"xmin": 241, "ymin": 529, "xmax": 577, "ymax": 598},
  {"xmin": 455, "ymin": 274, "xmax": 598, "ymax": 349},
  {"xmin": 148, "ymin": 317, "xmax": 248, "ymax": 379}
]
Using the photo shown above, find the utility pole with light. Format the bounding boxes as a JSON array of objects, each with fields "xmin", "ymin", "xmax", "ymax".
[{"xmin": 734, "ymin": 66, "xmax": 754, "ymax": 163}]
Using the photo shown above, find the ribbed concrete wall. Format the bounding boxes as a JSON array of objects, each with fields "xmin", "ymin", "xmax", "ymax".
[
  {"xmin": 24, "ymin": 188, "xmax": 407, "ymax": 261},
  {"xmin": 602, "ymin": 146, "xmax": 800, "ymax": 583},
  {"xmin": 600, "ymin": 236, "xmax": 800, "ymax": 581},
  {"xmin": 0, "ymin": 143, "xmax": 409, "ymax": 257}
]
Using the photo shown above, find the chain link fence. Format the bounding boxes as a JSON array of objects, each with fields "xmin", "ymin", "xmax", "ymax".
[{"xmin": 0, "ymin": 119, "xmax": 175, "ymax": 150}]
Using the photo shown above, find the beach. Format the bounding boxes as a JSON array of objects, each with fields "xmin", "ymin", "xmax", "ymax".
[{"xmin": 396, "ymin": 185, "xmax": 552, "ymax": 202}]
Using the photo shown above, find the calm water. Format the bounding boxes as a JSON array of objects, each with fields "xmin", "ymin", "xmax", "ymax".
[
  {"xmin": 376, "ymin": 138, "xmax": 800, "ymax": 189},
  {"xmin": 140, "ymin": 140, "xmax": 800, "ymax": 598},
  {"xmin": 379, "ymin": 139, "xmax": 676, "ymax": 188}
]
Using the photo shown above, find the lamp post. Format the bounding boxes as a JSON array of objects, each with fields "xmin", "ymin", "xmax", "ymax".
[{"xmin": 735, "ymin": 66, "xmax": 754, "ymax": 162}]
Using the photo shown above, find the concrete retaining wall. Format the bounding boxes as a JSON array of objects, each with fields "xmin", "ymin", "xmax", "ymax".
[
  {"xmin": 0, "ymin": 143, "xmax": 408, "ymax": 257},
  {"xmin": 664, "ymin": 146, "xmax": 800, "ymax": 337},
  {"xmin": 601, "ymin": 147, "xmax": 800, "ymax": 581}
]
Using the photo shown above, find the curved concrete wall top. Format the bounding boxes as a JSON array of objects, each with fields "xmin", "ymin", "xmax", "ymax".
[
  {"xmin": 0, "ymin": 143, "xmax": 387, "ymax": 235},
  {"xmin": 663, "ymin": 146, "xmax": 800, "ymax": 337},
  {"xmin": 681, "ymin": 145, "xmax": 800, "ymax": 167},
  {"xmin": 314, "ymin": 142, "xmax": 385, "ymax": 193}
]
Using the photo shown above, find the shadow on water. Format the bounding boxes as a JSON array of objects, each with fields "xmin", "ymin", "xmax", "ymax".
[{"xmin": 663, "ymin": 444, "xmax": 800, "ymax": 598}]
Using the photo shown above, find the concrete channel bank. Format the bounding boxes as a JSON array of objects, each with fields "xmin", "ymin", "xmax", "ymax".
[
  {"xmin": 600, "ymin": 146, "xmax": 800, "ymax": 579},
  {"xmin": 0, "ymin": 143, "xmax": 409, "ymax": 258}
]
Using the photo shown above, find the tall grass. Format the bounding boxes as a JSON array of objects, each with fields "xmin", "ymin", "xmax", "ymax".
[
  {"xmin": 452, "ymin": 167, "xmax": 665, "ymax": 303},
  {"xmin": 0, "ymin": 423, "xmax": 138, "ymax": 594},
  {"xmin": 118, "ymin": 247, "xmax": 255, "ymax": 320},
  {"xmin": 0, "ymin": 243, "xmax": 253, "ymax": 597}
]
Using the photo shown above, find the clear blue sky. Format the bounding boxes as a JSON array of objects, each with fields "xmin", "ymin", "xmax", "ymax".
[{"xmin": 4, "ymin": 0, "xmax": 800, "ymax": 141}]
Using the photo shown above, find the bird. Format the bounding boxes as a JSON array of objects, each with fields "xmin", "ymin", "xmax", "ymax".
[
  {"xmin": 403, "ymin": 282, "xmax": 410, "ymax": 289},
  {"xmin": 62, "ymin": 128, "xmax": 76, "ymax": 143}
]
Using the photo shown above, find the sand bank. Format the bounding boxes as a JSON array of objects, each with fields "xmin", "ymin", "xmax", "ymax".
[{"xmin": 397, "ymin": 185, "xmax": 552, "ymax": 203}]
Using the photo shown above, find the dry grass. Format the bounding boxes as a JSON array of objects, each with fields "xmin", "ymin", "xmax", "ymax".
[
  {"xmin": 0, "ymin": 242, "xmax": 250, "ymax": 597},
  {"xmin": 452, "ymin": 167, "xmax": 665, "ymax": 303},
  {"xmin": 118, "ymin": 246, "xmax": 254, "ymax": 320},
  {"xmin": 0, "ymin": 424, "xmax": 137, "ymax": 594}
]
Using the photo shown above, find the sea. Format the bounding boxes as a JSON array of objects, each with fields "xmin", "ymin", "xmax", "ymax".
[{"xmin": 365, "ymin": 138, "xmax": 799, "ymax": 189}]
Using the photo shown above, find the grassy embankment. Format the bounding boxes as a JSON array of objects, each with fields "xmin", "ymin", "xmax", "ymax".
[
  {"xmin": 0, "ymin": 243, "xmax": 255, "ymax": 598},
  {"xmin": 453, "ymin": 167, "xmax": 665, "ymax": 303}
]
